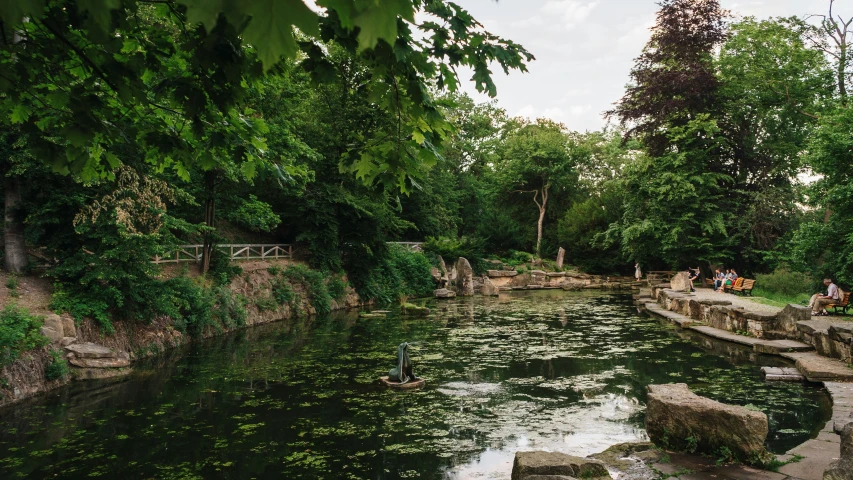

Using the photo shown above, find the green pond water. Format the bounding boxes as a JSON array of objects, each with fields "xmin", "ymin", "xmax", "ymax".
[{"xmin": 0, "ymin": 291, "xmax": 832, "ymax": 479}]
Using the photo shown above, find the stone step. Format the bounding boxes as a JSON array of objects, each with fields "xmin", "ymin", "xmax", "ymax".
[
  {"xmin": 781, "ymin": 352, "xmax": 853, "ymax": 383},
  {"xmin": 644, "ymin": 304, "xmax": 814, "ymax": 355},
  {"xmin": 64, "ymin": 342, "xmax": 121, "ymax": 360},
  {"xmin": 644, "ymin": 303, "xmax": 701, "ymax": 327},
  {"xmin": 761, "ymin": 367, "xmax": 805, "ymax": 382}
]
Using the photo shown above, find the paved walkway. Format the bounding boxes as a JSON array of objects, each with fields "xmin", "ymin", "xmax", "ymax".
[{"xmin": 682, "ymin": 287, "xmax": 783, "ymax": 315}]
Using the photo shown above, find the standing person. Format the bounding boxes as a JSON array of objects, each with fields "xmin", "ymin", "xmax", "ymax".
[
  {"xmin": 809, "ymin": 278, "xmax": 840, "ymax": 316},
  {"xmin": 635, "ymin": 262, "xmax": 642, "ymax": 282}
]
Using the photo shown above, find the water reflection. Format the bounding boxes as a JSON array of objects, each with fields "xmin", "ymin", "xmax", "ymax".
[{"xmin": 0, "ymin": 291, "xmax": 832, "ymax": 480}]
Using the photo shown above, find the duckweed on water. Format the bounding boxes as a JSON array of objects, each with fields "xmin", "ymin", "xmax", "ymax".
[{"xmin": 0, "ymin": 291, "xmax": 832, "ymax": 480}]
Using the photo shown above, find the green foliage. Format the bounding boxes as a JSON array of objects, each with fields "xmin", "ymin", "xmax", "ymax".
[
  {"xmin": 44, "ymin": 349, "xmax": 69, "ymax": 381},
  {"xmin": 327, "ymin": 276, "xmax": 349, "ymax": 300},
  {"xmin": 0, "ymin": 305, "xmax": 47, "ymax": 367},
  {"xmin": 423, "ymin": 236, "xmax": 485, "ymax": 269},
  {"xmin": 254, "ymin": 295, "xmax": 279, "ymax": 313},
  {"xmin": 347, "ymin": 245, "xmax": 434, "ymax": 305},
  {"xmin": 714, "ymin": 446, "xmax": 734, "ymax": 466},
  {"xmin": 272, "ymin": 279, "xmax": 296, "ymax": 306},
  {"xmin": 161, "ymin": 278, "xmax": 247, "ymax": 336},
  {"xmin": 755, "ymin": 268, "xmax": 815, "ymax": 297},
  {"xmin": 5, "ymin": 275, "xmax": 19, "ymax": 290},
  {"xmin": 228, "ymin": 195, "xmax": 281, "ymax": 233},
  {"xmin": 283, "ymin": 265, "xmax": 332, "ymax": 316},
  {"xmin": 207, "ymin": 248, "xmax": 244, "ymax": 287}
]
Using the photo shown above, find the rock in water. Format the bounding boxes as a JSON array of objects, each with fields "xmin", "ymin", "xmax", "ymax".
[
  {"xmin": 824, "ymin": 422, "xmax": 853, "ymax": 480},
  {"xmin": 434, "ymin": 288, "xmax": 456, "ymax": 299},
  {"xmin": 511, "ymin": 451, "xmax": 610, "ymax": 480},
  {"xmin": 646, "ymin": 383, "xmax": 770, "ymax": 463},
  {"xmin": 669, "ymin": 272, "xmax": 693, "ymax": 292},
  {"xmin": 456, "ymin": 257, "xmax": 474, "ymax": 297},
  {"xmin": 481, "ymin": 277, "xmax": 499, "ymax": 296},
  {"xmin": 556, "ymin": 247, "xmax": 566, "ymax": 270}
]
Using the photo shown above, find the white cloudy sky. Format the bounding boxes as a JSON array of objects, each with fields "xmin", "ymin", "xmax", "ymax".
[{"xmin": 451, "ymin": 0, "xmax": 841, "ymax": 132}]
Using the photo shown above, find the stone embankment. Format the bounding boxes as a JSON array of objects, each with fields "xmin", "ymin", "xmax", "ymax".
[
  {"xmin": 432, "ymin": 255, "xmax": 638, "ymax": 299},
  {"xmin": 0, "ymin": 260, "xmax": 364, "ymax": 408},
  {"xmin": 637, "ymin": 283, "xmax": 853, "ymax": 480}
]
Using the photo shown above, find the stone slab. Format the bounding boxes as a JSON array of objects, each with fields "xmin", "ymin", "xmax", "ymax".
[
  {"xmin": 826, "ymin": 382, "xmax": 853, "ymax": 433},
  {"xmin": 645, "ymin": 303, "xmax": 700, "ymax": 327},
  {"xmin": 64, "ymin": 342, "xmax": 118, "ymax": 359},
  {"xmin": 761, "ymin": 367, "xmax": 805, "ymax": 382},
  {"xmin": 780, "ymin": 439, "xmax": 841, "ymax": 480},
  {"xmin": 69, "ymin": 357, "xmax": 131, "ymax": 368},
  {"xmin": 72, "ymin": 367, "xmax": 133, "ymax": 380},
  {"xmin": 781, "ymin": 353, "xmax": 853, "ymax": 382},
  {"xmin": 487, "ymin": 270, "xmax": 519, "ymax": 278}
]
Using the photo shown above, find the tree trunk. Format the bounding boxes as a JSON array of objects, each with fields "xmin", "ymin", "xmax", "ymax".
[
  {"xmin": 4, "ymin": 175, "xmax": 27, "ymax": 273},
  {"xmin": 534, "ymin": 184, "xmax": 550, "ymax": 258},
  {"xmin": 200, "ymin": 170, "xmax": 217, "ymax": 274}
]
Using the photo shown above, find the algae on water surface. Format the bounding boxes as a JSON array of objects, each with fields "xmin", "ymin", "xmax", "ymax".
[{"xmin": 0, "ymin": 291, "xmax": 831, "ymax": 479}]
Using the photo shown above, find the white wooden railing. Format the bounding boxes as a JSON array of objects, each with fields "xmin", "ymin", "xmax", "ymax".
[
  {"xmin": 152, "ymin": 244, "xmax": 293, "ymax": 264},
  {"xmin": 388, "ymin": 242, "xmax": 424, "ymax": 251}
]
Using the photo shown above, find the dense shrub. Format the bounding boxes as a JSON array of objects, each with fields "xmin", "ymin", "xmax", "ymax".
[
  {"xmin": 347, "ymin": 245, "xmax": 434, "ymax": 304},
  {"xmin": 44, "ymin": 349, "xmax": 69, "ymax": 380},
  {"xmin": 327, "ymin": 275, "xmax": 349, "ymax": 300},
  {"xmin": 157, "ymin": 277, "xmax": 247, "ymax": 336},
  {"xmin": 423, "ymin": 236, "xmax": 485, "ymax": 262},
  {"xmin": 283, "ymin": 265, "xmax": 332, "ymax": 316},
  {"xmin": 0, "ymin": 305, "xmax": 47, "ymax": 367},
  {"xmin": 228, "ymin": 195, "xmax": 281, "ymax": 233},
  {"xmin": 755, "ymin": 267, "xmax": 816, "ymax": 297}
]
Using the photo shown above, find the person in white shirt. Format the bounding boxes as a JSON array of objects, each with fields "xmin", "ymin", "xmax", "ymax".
[{"xmin": 809, "ymin": 278, "xmax": 840, "ymax": 316}]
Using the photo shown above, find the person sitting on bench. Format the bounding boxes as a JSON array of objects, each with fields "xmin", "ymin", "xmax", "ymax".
[
  {"xmin": 712, "ymin": 269, "xmax": 724, "ymax": 291},
  {"xmin": 687, "ymin": 267, "xmax": 700, "ymax": 292},
  {"xmin": 809, "ymin": 278, "xmax": 840, "ymax": 316}
]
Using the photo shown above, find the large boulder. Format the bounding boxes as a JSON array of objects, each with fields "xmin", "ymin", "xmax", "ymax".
[
  {"xmin": 40, "ymin": 314, "xmax": 64, "ymax": 344},
  {"xmin": 434, "ymin": 288, "xmax": 456, "ymax": 299},
  {"xmin": 511, "ymin": 451, "xmax": 610, "ymax": 480},
  {"xmin": 646, "ymin": 383, "xmax": 770, "ymax": 463},
  {"xmin": 777, "ymin": 304, "xmax": 811, "ymax": 335},
  {"xmin": 556, "ymin": 247, "xmax": 566, "ymax": 270},
  {"xmin": 481, "ymin": 277, "xmax": 499, "ymax": 296},
  {"xmin": 456, "ymin": 257, "xmax": 475, "ymax": 297},
  {"xmin": 669, "ymin": 272, "xmax": 693, "ymax": 292},
  {"xmin": 824, "ymin": 422, "xmax": 853, "ymax": 480}
]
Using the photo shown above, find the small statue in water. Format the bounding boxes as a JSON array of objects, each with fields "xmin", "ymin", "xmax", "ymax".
[{"xmin": 388, "ymin": 342, "xmax": 417, "ymax": 384}]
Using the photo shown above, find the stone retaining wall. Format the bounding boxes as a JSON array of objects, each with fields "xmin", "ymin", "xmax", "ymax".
[
  {"xmin": 653, "ymin": 288, "xmax": 853, "ymax": 363},
  {"xmin": 484, "ymin": 270, "xmax": 637, "ymax": 292}
]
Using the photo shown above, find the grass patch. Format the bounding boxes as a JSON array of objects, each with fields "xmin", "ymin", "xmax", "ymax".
[{"xmin": 750, "ymin": 288, "xmax": 811, "ymax": 309}]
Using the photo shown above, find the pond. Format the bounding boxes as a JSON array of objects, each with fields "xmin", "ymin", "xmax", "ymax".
[{"xmin": 0, "ymin": 291, "xmax": 832, "ymax": 479}]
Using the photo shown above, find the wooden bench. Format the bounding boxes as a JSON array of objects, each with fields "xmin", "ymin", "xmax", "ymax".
[
  {"xmin": 829, "ymin": 291, "xmax": 851, "ymax": 315},
  {"xmin": 723, "ymin": 277, "xmax": 742, "ymax": 293},
  {"xmin": 731, "ymin": 278, "xmax": 755, "ymax": 296}
]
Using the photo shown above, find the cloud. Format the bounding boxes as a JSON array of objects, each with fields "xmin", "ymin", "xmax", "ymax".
[
  {"xmin": 516, "ymin": 105, "xmax": 537, "ymax": 118},
  {"xmin": 541, "ymin": 0, "xmax": 599, "ymax": 29}
]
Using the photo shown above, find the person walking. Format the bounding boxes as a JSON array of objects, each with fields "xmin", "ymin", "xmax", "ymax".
[{"xmin": 634, "ymin": 262, "xmax": 642, "ymax": 282}]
